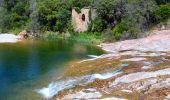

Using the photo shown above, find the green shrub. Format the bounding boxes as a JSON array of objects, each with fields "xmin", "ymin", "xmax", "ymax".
[
  {"xmin": 89, "ymin": 17, "xmax": 105, "ymax": 32},
  {"xmin": 112, "ymin": 20, "xmax": 128, "ymax": 40},
  {"xmin": 156, "ymin": 4, "xmax": 170, "ymax": 22},
  {"xmin": 67, "ymin": 21, "xmax": 75, "ymax": 33},
  {"xmin": 112, "ymin": 18, "xmax": 139, "ymax": 40},
  {"xmin": 70, "ymin": 32, "xmax": 102, "ymax": 44},
  {"xmin": 102, "ymin": 29, "xmax": 115, "ymax": 42},
  {"xmin": 43, "ymin": 31, "xmax": 59, "ymax": 41},
  {"xmin": 0, "ymin": 14, "xmax": 13, "ymax": 33},
  {"xmin": 74, "ymin": 7, "xmax": 81, "ymax": 13}
]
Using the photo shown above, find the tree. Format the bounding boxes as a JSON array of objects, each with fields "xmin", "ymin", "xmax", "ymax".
[
  {"xmin": 156, "ymin": 4, "xmax": 170, "ymax": 22},
  {"xmin": 155, "ymin": 0, "xmax": 170, "ymax": 4}
]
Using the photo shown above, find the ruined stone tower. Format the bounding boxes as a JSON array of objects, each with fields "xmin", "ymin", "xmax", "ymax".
[{"xmin": 72, "ymin": 7, "xmax": 97, "ymax": 32}]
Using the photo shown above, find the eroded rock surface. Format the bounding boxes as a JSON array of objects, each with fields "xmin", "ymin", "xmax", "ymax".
[
  {"xmin": 99, "ymin": 30, "xmax": 170, "ymax": 52},
  {"xmin": 36, "ymin": 50, "xmax": 170, "ymax": 100},
  {"xmin": 37, "ymin": 30, "xmax": 170, "ymax": 100}
]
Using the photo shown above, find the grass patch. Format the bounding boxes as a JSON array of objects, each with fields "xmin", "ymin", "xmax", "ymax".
[
  {"xmin": 70, "ymin": 32, "xmax": 103, "ymax": 44},
  {"xmin": 42, "ymin": 31, "xmax": 103, "ymax": 44},
  {"xmin": 42, "ymin": 31, "xmax": 61, "ymax": 41}
]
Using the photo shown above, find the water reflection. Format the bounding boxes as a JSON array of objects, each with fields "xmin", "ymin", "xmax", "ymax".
[{"xmin": 0, "ymin": 40, "xmax": 104, "ymax": 100}]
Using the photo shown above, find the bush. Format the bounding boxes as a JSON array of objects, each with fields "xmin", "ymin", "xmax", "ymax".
[
  {"xmin": 43, "ymin": 31, "xmax": 60, "ymax": 41},
  {"xmin": 70, "ymin": 32, "xmax": 102, "ymax": 44},
  {"xmin": 0, "ymin": 13, "xmax": 13, "ymax": 33},
  {"xmin": 67, "ymin": 21, "xmax": 75, "ymax": 33},
  {"xmin": 112, "ymin": 18, "xmax": 129, "ymax": 40},
  {"xmin": 96, "ymin": 0, "xmax": 127, "ymax": 31},
  {"xmin": 74, "ymin": 7, "xmax": 81, "ymax": 13},
  {"xmin": 156, "ymin": 4, "xmax": 170, "ymax": 22},
  {"xmin": 89, "ymin": 17, "xmax": 105, "ymax": 32},
  {"xmin": 112, "ymin": 18, "xmax": 139, "ymax": 40},
  {"xmin": 102, "ymin": 29, "xmax": 115, "ymax": 42},
  {"xmin": 0, "ymin": 0, "xmax": 29, "ymax": 33}
]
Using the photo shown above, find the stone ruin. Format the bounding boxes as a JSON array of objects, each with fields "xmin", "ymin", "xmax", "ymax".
[{"xmin": 72, "ymin": 7, "xmax": 97, "ymax": 32}]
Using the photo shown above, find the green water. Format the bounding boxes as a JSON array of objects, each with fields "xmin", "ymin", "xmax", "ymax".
[{"xmin": 0, "ymin": 40, "xmax": 104, "ymax": 100}]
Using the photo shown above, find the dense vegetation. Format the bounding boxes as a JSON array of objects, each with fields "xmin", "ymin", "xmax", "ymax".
[{"xmin": 0, "ymin": 0, "xmax": 170, "ymax": 42}]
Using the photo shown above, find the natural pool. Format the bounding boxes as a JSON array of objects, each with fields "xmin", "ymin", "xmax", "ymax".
[{"xmin": 0, "ymin": 40, "xmax": 104, "ymax": 100}]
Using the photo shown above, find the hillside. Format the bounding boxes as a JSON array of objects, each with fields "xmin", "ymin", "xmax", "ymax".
[{"xmin": 0, "ymin": 0, "xmax": 169, "ymax": 42}]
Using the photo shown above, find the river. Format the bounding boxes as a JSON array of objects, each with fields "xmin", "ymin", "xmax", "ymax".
[{"xmin": 0, "ymin": 40, "xmax": 104, "ymax": 100}]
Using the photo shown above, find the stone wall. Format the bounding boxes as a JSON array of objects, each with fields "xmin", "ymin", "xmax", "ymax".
[{"xmin": 72, "ymin": 8, "xmax": 90, "ymax": 32}]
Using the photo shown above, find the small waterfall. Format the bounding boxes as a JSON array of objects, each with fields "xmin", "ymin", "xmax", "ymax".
[{"xmin": 36, "ymin": 71, "xmax": 122, "ymax": 99}]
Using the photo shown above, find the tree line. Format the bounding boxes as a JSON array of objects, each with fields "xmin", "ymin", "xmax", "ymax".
[{"xmin": 0, "ymin": 0, "xmax": 169, "ymax": 40}]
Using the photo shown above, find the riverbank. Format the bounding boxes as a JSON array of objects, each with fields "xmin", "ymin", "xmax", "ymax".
[
  {"xmin": 42, "ymin": 31, "xmax": 103, "ymax": 44},
  {"xmin": 36, "ymin": 29, "xmax": 170, "ymax": 100}
]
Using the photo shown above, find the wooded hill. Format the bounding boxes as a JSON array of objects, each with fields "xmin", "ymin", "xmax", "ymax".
[{"xmin": 0, "ymin": 0, "xmax": 169, "ymax": 40}]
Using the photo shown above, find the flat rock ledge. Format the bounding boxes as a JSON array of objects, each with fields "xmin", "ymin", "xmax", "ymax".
[
  {"xmin": 0, "ymin": 34, "xmax": 21, "ymax": 43},
  {"xmin": 99, "ymin": 30, "xmax": 170, "ymax": 52}
]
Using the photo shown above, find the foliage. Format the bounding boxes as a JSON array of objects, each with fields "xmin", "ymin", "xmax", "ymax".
[
  {"xmin": 89, "ymin": 17, "xmax": 105, "ymax": 32},
  {"xmin": 96, "ymin": 0, "xmax": 127, "ymax": 29},
  {"xmin": 0, "ymin": 0, "xmax": 170, "ymax": 42},
  {"xmin": 37, "ymin": 0, "xmax": 70, "ymax": 32},
  {"xmin": 95, "ymin": 0, "xmax": 158, "ymax": 40},
  {"xmin": 70, "ymin": 32, "xmax": 102, "ymax": 44},
  {"xmin": 0, "ymin": 0, "xmax": 29, "ymax": 32},
  {"xmin": 156, "ymin": 4, "xmax": 170, "ymax": 22},
  {"xmin": 102, "ymin": 29, "xmax": 115, "ymax": 42},
  {"xmin": 43, "ymin": 31, "xmax": 60, "ymax": 41},
  {"xmin": 36, "ymin": 0, "xmax": 91, "ymax": 32},
  {"xmin": 155, "ymin": 0, "xmax": 170, "ymax": 5},
  {"xmin": 42, "ymin": 31, "xmax": 102, "ymax": 44},
  {"xmin": 0, "ymin": 7, "xmax": 16, "ymax": 32},
  {"xmin": 74, "ymin": 7, "xmax": 81, "ymax": 13},
  {"xmin": 113, "ymin": 18, "xmax": 139, "ymax": 40},
  {"xmin": 71, "ymin": 0, "xmax": 92, "ymax": 8}
]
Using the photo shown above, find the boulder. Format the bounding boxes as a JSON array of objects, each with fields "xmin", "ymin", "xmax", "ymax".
[{"xmin": 18, "ymin": 30, "xmax": 29, "ymax": 39}]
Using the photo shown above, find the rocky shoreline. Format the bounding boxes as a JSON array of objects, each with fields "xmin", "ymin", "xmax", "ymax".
[
  {"xmin": 37, "ymin": 30, "xmax": 170, "ymax": 100},
  {"xmin": 99, "ymin": 30, "xmax": 170, "ymax": 53},
  {"xmin": 49, "ymin": 51, "xmax": 169, "ymax": 100}
]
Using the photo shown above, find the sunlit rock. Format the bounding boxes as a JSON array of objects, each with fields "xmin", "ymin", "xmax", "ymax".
[
  {"xmin": 37, "ymin": 71, "xmax": 122, "ymax": 99},
  {"xmin": 142, "ymin": 66, "xmax": 153, "ymax": 70},
  {"xmin": 112, "ymin": 68, "xmax": 170, "ymax": 86},
  {"xmin": 100, "ymin": 30, "xmax": 170, "ymax": 52},
  {"xmin": 62, "ymin": 88, "xmax": 102, "ymax": 99},
  {"xmin": 0, "ymin": 34, "xmax": 20, "ymax": 43},
  {"xmin": 121, "ymin": 57, "xmax": 147, "ymax": 62}
]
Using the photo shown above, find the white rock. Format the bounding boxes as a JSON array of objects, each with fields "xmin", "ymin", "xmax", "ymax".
[
  {"xmin": 121, "ymin": 89, "xmax": 133, "ymax": 93},
  {"xmin": 112, "ymin": 68, "xmax": 170, "ymax": 86},
  {"xmin": 0, "ymin": 34, "xmax": 20, "ymax": 43},
  {"xmin": 142, "ymin": 66, "xmax": 152, "ymax": 70},
  {"xmin": 165, "ymin": 94, "xmax": 170, "ymax": 99},
  {"xmin": 62, "ymin": 89, "xmax": 102, "ymax": 99},
  {"xmin": 122, "ymin": 57, "xmax": 147, "ymax": 62}
]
